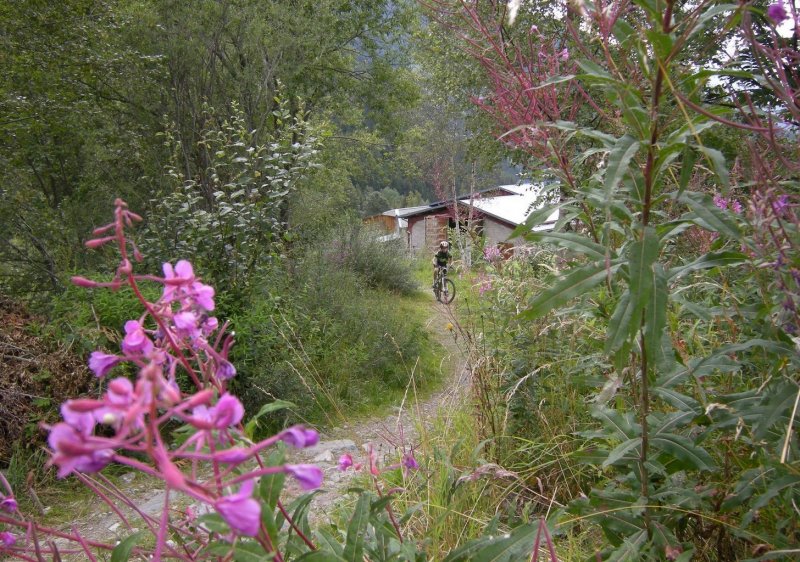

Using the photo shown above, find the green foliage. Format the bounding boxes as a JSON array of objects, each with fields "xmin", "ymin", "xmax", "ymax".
[
  {"xmin": 230, "ymin": 253, "xmax": 434, "ymax": 432},
  {"xmin": 143, "ymin": 100, "xmax": 319, "ymax": 289},
  {"xmin": 323, "ymin": 225, "xmax": 419, "ymax": 295},
  {"xmin": 425, "ymin": 0, "xmax": 800, "ymax": 558},
  {"xmin": 47, "ymin": 279, "xmax": 161, "ymax": 355}
]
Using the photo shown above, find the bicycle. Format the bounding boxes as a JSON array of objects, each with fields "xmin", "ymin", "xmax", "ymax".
[{"xmin": 433, "ymin": 265, "xmax": 455, "ymax": 304}]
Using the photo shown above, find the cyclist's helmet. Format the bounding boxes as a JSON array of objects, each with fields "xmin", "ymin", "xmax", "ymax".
[{"xmin": 439, "ymin": 241, "xmax": 449, "ymax": 250}]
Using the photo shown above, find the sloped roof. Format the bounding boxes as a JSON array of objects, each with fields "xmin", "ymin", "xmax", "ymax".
[{"xmin": 461, "ymin": 183, "xmax": 559, "ymax": 230}]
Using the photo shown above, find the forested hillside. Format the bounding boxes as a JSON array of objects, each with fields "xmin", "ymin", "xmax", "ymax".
[{"xmin": 1, "ymin": 0, "xmax": 799, "ymax": 560}]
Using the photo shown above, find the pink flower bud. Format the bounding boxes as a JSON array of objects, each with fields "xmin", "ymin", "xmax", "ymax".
[
  {"xmin": 154, "ymin": 448, "xmax": 186, "ymax": 490},
  {"xmin": 92, "ymin": 223, "xmax": 114, "ymax": 235},
  {"xmin": 186, "ymin": 389, "xmax": 215, "ymax": 408},
  {"xmin": 215, "ymin": 448, "xmax": 250, "ymax": 464},
  {"xmin": 285, "ymin": 464, "xmax": 323, "ymax": 490},
  {"xmin": 72, "ymin": 276, "xmax": 99, "ymax": 288},
  {"xmin": 338, "ymin": 453, "xmax": 353, "ymax": 471},
  {"xmin": 0, "ymin": 531, "xmax": 15, "ymax": 548},
  {"xmin": 85, "ymin": 236, "xmax": 115, "ymax": 249},
  {"xmin": 65, "ymin": 398, "xmax": 104, "ymax": 412}
]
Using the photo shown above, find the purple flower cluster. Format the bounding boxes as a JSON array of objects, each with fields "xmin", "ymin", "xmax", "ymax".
[
  {"xmin": 767, "ymin": 3, "xmax": 789, "ymax": 24},
  {"xmin": 44, "ymin": 200, "xmax": 324, "ymax": 545},
  {"xmin": 484, "ymin": 245, "xmax": 502, "ymax": 263},
  {"xmin": 713, "ymin": 193, "xmax": 743, "ymax": 214}
]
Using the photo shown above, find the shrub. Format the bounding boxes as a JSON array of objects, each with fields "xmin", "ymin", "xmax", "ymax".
[
  {"xmin": 323, "ymin": 224, "xmax": 418, "ymax": 295},
  {"xmin": 230, "ymin": 259, "xmax": 435, "ymax": 434}
]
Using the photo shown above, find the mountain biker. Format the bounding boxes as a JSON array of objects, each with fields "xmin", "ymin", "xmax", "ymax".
[{"xmin": 432, "ymin": 240, "xmax": 451, "ymax": 288}]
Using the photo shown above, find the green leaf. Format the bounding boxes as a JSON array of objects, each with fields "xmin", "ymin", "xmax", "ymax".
[
  {"xmin": 605, "ymin": 289, "xmax": 639, "ymax": 354},
  {"xmin": 514, "ymin": 200, "xmax": 574, "ymax": 237},
  {"xmin": 528, "ymin": 74, "xmax": 575, "ymax": 90},
  {"xmin": 313, "ymin": 529, "xmax": 345, "ymax": 556},
  {"xmin": 260, "ymin": 504, "xmax": 280, "ymax": 547},
  {"xmin": 688, "ymin": 4, "xmax": 741, "ymax": 40},
  {"xmin": 577, "ymin": 59, "xmax": 615, "ymax": 82},
  {"xmin": 524, "ymin": 231, "xmax": 609, "ymax": 260},
  {"xmin": 603, "ymin": 438, "xmax": 642, "ymax": 467},
  {"xmin": 743, "ymin": 475, "xmax": 800, "ymax": 527},
  {"xmin": 592, "ymin": 406, "xmax": 641, "ymax": 440},
  {"xmin": 646, "ymin": 29, "xmax": 674, "ymax": 60},
  {"xmin": 643, "ymin": 264, "xmax": 668, "ymax": 365},
  {"xmin": 259, "ymin": 449, "xmax": 286, "ymax": 510},
  {"xmin": 453, "ymin": 522, "xmax": 540, "ymax": 562},
  {"xmin": 696, "ymin": 145, "xmax": 730, "ymax": 189},
  {"xmin": 650, "ymin": 433, "xmax": 716, "ymax": 471},
  {"xmin": 606, "ymin": 530, "xmax": 647, "ymax": 562},
  {"xmin": 628, "ymin": 227, "xmax": 659, "ymax": 317},
  {"xmin": 668, "ymin": 251, "xmax": 748, "ymax": 280},
  {"xmin": 443, "ymin": 537, "xmax": 495, "ymax": 562},
  {"xmin": 753, "ymin": 379, "xmax": 800, "ymax": 440},
  {"xmin": 653, "ymin": 388, "xmax": 701, "ymax": 414},
  {"xmin": 297, "ymin": 551, "xmax": 347, "ymax": 562},
  {"xmin": 343, "ymin": 493, "xmax": 370, "ymax": 562},
  {"xmin": 680, "ymin": 192, "xmax": 741, "ymax": 239},
  {"xmin": 111, "ymin": 531, "xmax": 146, "ymax": 562},
  {"xmin": 245, "ymin": 399, "xmax": 296, "ymax": 438},
  {"xmin": 605, "ymin": 135, "xmax": 641, "ymax": 203},
  {"xmin": 520, "ymin": 260, "xmax": 621, "ymax": 320},
  {"xmin": 233, "ymin": 541, "xmax": 274, "ymax": 561},
  {"xmin": 197, "ymin": 513, "xmax": 231, "ymax": 534}
]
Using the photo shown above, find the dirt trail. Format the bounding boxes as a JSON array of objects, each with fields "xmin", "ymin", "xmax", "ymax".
[
  {"xmin": 46, "ymin": 297, "xmax": 468, "ymax": 552},
  {"xmin": 284, "ymin": 299, "xmax": 469, "ymax": 522}
]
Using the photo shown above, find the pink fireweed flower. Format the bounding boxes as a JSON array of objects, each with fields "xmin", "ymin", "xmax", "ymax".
[
  {"xmin": 559, "ymin": 48, "xmax": 569, "ymax": 61},
  {"xmin": 713, "ymin": 194, "xmax": 728, "ymax": 210},
  {"xmin": 0, "ymin": 531, "xmax": 15, "ymax": 548},
  {"xmin": 173, "ymin": 311, "xmax": 200, "ymax": 340},
  {"xmin": 202, "ymin": 316, "xmax": 219, "ymax": 336},
  {"xmin": 767, "ymin": 2, "xmax": 789, "ymax": 23},
  {"xmin": 773, "ymin": 194, "xmax": 790, "ymax": 215},
  {"xmin": 402, "ymin": 451, "xmax": 419, "ymax": 471},
  {"xmin": 214, "ymin": 479, "xmax": 261, "ymax": 537},
  {"xmin": 95, "ymin": 377, "xmax": 137, "ymax": 427},
  {"xmin": 162, "ymin": 260, "xmax": 216, "ymax": 311},
  {"xmin": 61, "ymin": 401, "xmax": 96, "ymax": 435},
  {"xmin": 47, "ymin": 423, "xmax": 114, "ymax": 478},
  {"xmin": 121, "ymin": 320, "xmax": 153, "ymax": 355},
  {"xmin": 281, "ymin": 426, "xmax": 320, "ymax": 448},
  {"xmin": 190, "ymin": 393, "xmax": 244, "ymax": 430},
  {"xmin": 193, "ymin": 282, "xmax": 216, "ymax": 311},
  {"xmin": 88, "ymin": 351, "xmax": 122, "ymax": 378},
  {"xmin": 0, "ymin": 497, "xmax": 17, "ymax": 513},
  {"xmin": 285, "ymin": 464, "xmax": 324, "ymax": 490},
  {"xmin": 215, "ymin": 358, "xmax": 236, "ymax": 380},
  {"xmin": 338, "ymin": 453, "xmax": 354, "ymax": 471},
  {"xmin": 731, "ymin": 200, "xmax": 743, "ymax": 214}
]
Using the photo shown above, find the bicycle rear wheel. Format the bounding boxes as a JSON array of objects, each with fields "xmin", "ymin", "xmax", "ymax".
[{"xmin": 440, "ymin": 278, "xmax": 455, "ymax": 304}]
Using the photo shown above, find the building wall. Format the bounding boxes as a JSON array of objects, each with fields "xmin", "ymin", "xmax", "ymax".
[
  {"xmin": 407, "ymin": 214, "xmax": 449, "ymax": 253},
  {"xmin": 363, "ymin": 214, "xmax": 396, "ymax": 233},
  {"xmin": 483, "ymin": 219, "xmax": 515, "ymax": 246}
]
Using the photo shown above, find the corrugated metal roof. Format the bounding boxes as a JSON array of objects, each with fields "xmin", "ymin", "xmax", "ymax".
[{"xmin": 461, "ymin": 183, "xmax": 559, "ymax": 229}]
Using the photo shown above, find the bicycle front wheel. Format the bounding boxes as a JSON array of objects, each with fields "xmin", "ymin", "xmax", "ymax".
[{"xmin": 440, "ymin": 278, "xmax": 455, "ymax": 304}]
